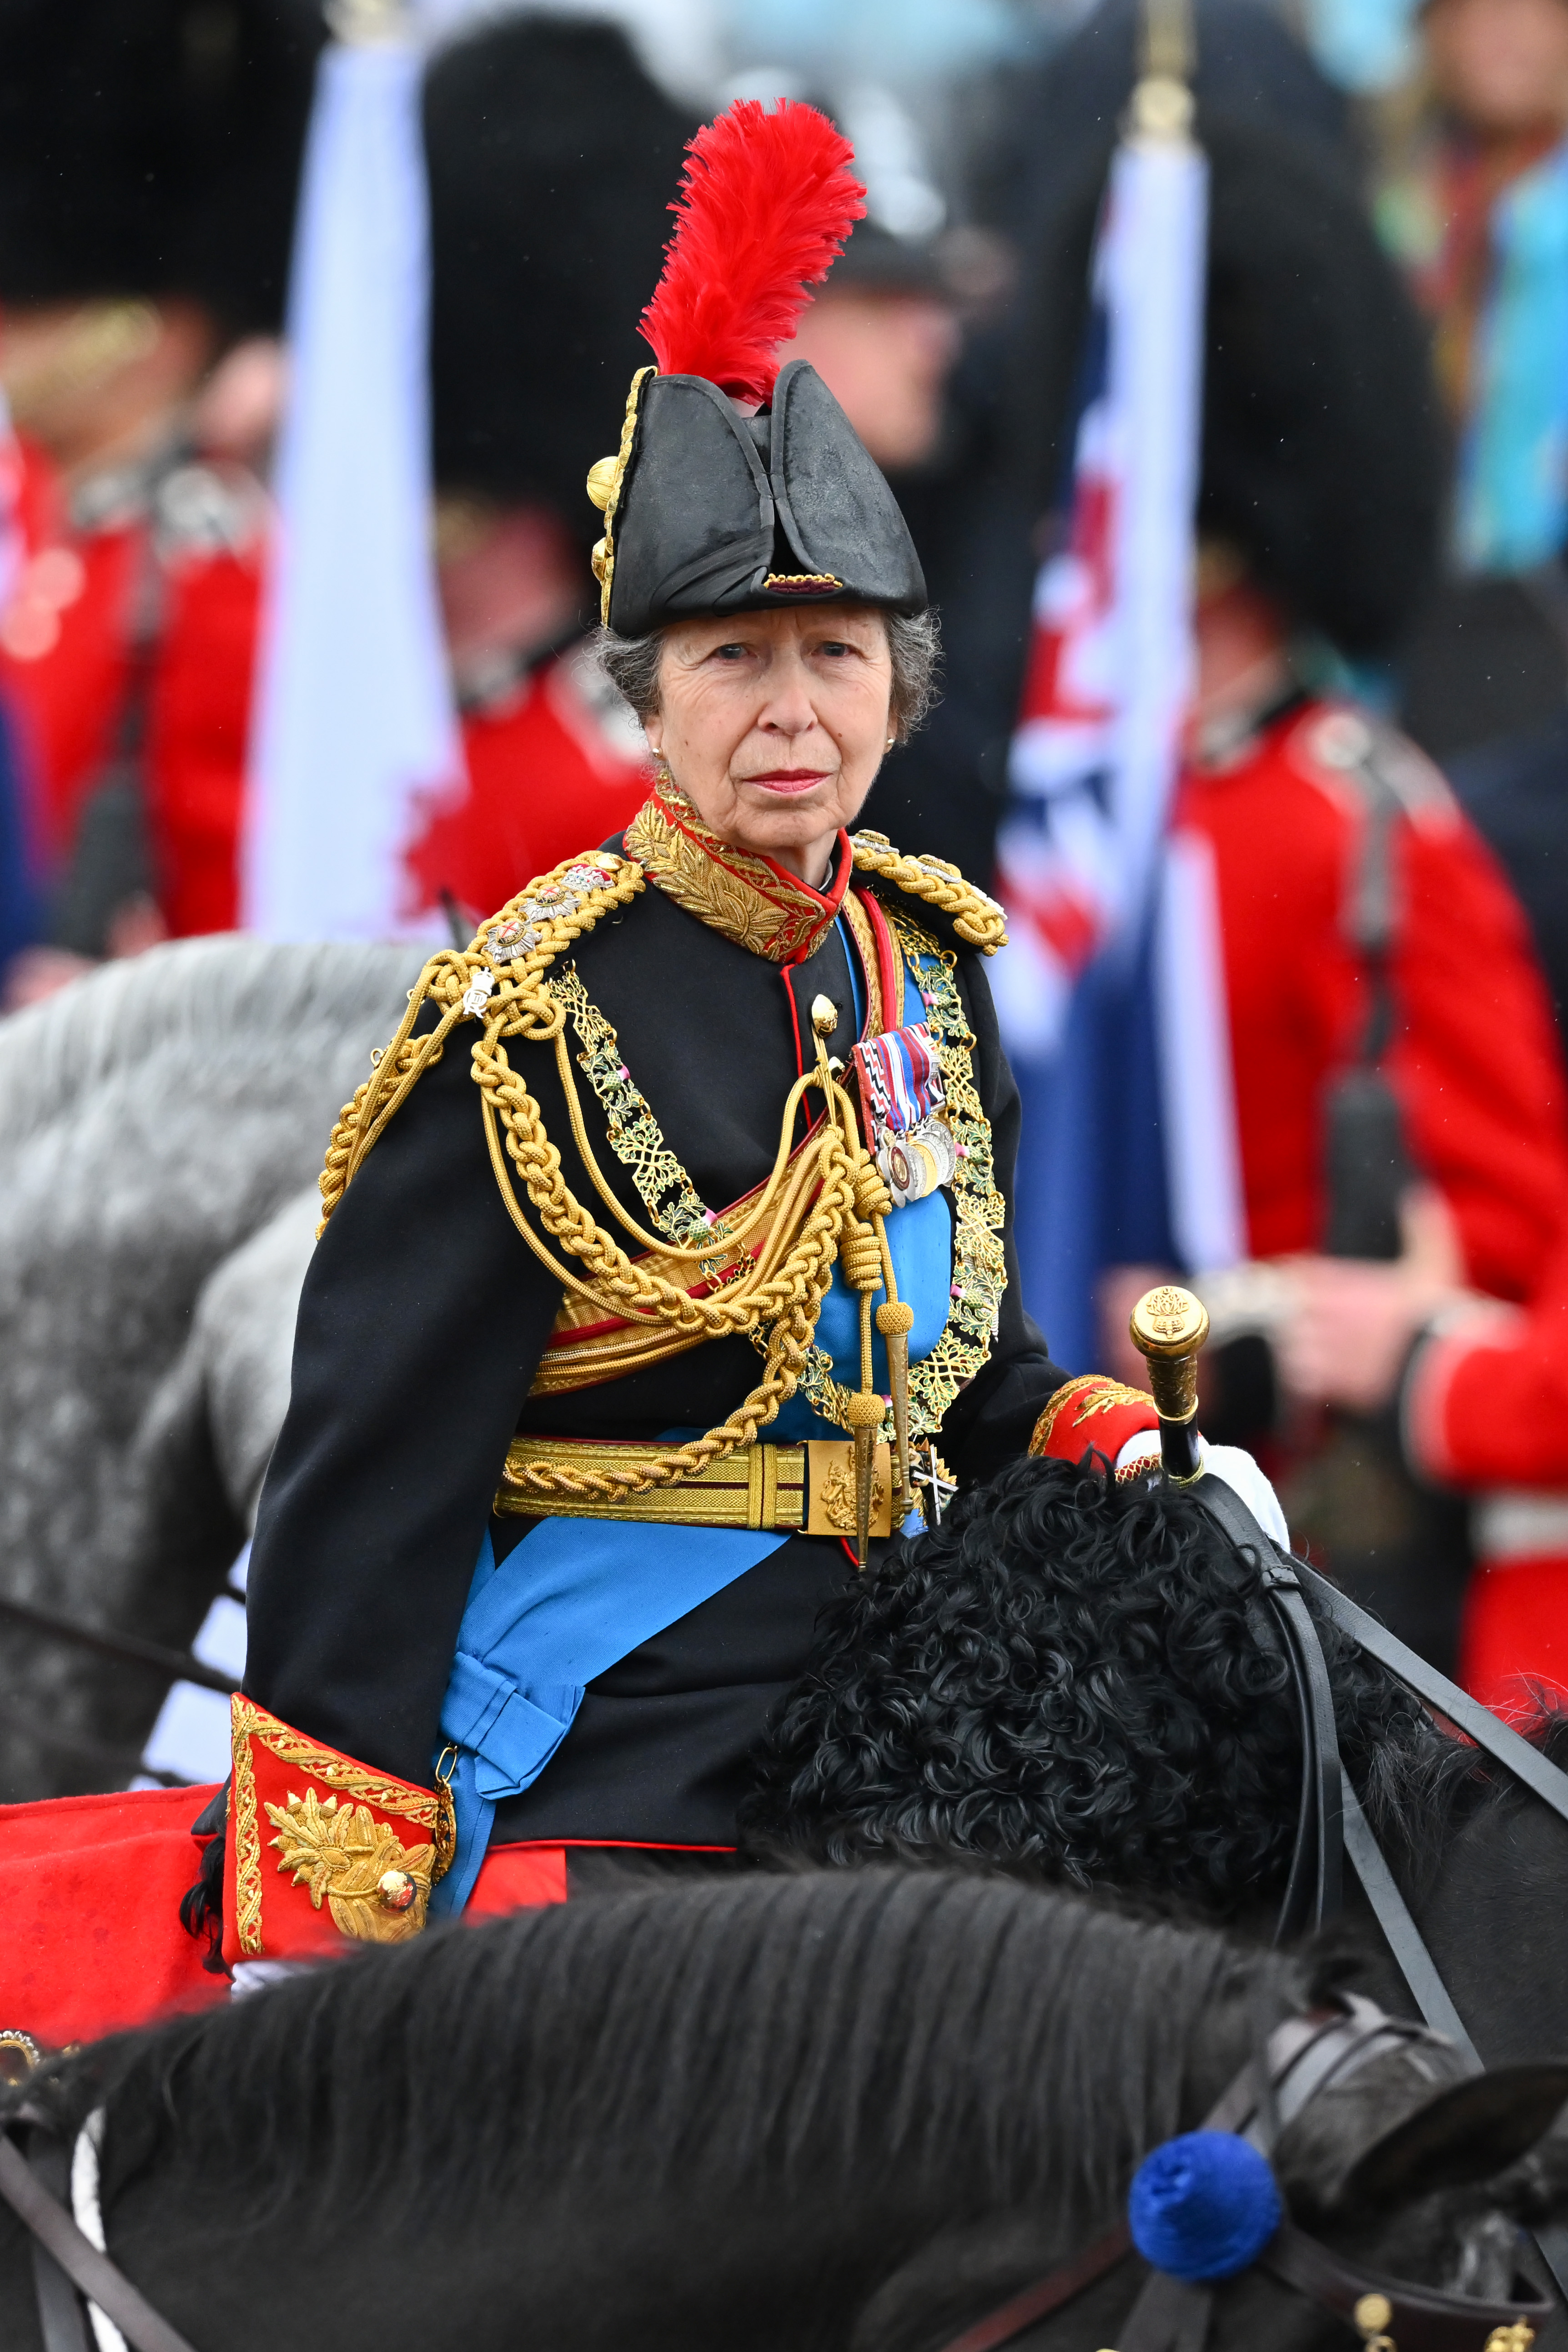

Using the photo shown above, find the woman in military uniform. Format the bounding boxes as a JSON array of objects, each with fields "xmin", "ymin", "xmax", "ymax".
[{"xmin": 209, "ymin": 101, "xmax": 1167, "ymax": 1976}]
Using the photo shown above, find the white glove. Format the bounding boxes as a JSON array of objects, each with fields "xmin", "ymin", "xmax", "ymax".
[
  {"xmin": 230, "ymin": 1958, "xmax": 313, "ymax": 1999},
  {"xmin": 1199, "ymin": 1442, "xmax": 1291, "ymax": 1549},
  {"xmin": 1113, "ymin": 1430, "xmax": 1290, "ymax": 1550}
]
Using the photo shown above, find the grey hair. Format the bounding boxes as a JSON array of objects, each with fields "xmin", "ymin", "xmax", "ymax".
[{"xmin": 594, "ymin": 606, "xmax": 942, "ymax": 743}]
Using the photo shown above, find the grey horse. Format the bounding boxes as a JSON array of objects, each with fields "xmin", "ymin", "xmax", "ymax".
[{"xmin": 0, "ymin": 935, "xmax": 426, "ymax": 1801}]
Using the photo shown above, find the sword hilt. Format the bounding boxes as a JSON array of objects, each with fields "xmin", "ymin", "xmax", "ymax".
[{"xmin": 1128, "ymin": 1284, "xmax": 1210, "ymax": 1481}]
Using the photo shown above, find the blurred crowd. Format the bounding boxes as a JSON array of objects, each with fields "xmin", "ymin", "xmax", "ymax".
[{"xmin": 9, "ymin": 0, "xmax": 1568, "ymax": 1700}]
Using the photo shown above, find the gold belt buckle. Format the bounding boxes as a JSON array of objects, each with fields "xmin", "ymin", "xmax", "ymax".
[
  {"xmin": 495, "ymin": 1434, "xmax": 894, "ymax": 1539},
  {"xmin": 804, "ymin": 1440, "xmax": 895, "ymax": 1541}
]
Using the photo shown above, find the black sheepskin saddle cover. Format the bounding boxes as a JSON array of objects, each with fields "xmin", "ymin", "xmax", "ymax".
[{"xmin": 742, "ymin": 1455, "xmax": 1426, "ymax": 1919}]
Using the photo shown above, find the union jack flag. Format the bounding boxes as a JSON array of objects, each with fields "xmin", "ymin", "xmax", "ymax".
[{"xmin": 990, "ymin": 116, "xmax": 1224, "ymax": 1369}]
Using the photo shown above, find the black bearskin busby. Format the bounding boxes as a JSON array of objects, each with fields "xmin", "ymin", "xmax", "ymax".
[
  {"xmin": 1013, "ymin": 114, "xmax": 1444, "ymax": 660},
  {"xmin": 0, "ymin": 0, "xmax": 324, "ymax": 337},
  {"xmin": 422, "ymin": 17, "xmax": 692, "ymax": 535}
]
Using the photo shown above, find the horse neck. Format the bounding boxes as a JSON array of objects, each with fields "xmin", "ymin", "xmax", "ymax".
[
  {"xmin": 1403, "ymin": 1781, "xmax": 1568, "ymax": 2065},
  {"xmin": 88, "ymin": 1888, "xmax": 1295, "ymax": 2352}
]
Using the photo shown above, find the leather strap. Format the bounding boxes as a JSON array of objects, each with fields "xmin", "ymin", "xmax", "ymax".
[
  {"xmin": 0, "ymin": 2125, "xmax": 200, "ymax": 2352},
  {"xmin": 1119, "ymin": 2271, "xmax": 1214, "ymax": 2352},
  {"xmin": 932, "ymin": 2224, "xmax": 1131, "ymax": 2352},
  {"xmin": 1338, "ymin": 1785, "xmax": 1568, "ymax": 2305},
  {"xmin": 1191, "ymin": 1481, "xmax": 1568, "ymax": 2311},
  {"xmin": 1185, "ymin": 1477, "xmax": 1344, "ymax": 1938},
  {"xmin": 20, "ymin": 2126, "xmax": 92, "ymax": 2352},
  {"xmin": 1339, "ymin": 1780, "xmax": 1478, "ymax": 2059},
  {"xmin": 927, "ymin": 2008, "xmax": 1434, "ymax": 2352},
  {"xmin": 1301, "ymin": 1566, "xmax": 1568, "ymax": 1829},
  {"xmin": 1264, "ymin": 2220, "xmax": 1553, "ymax": 2351}
]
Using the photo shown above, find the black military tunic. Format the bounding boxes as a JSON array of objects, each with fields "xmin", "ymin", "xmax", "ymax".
[{"xmin": 242, "ymin": 812, "xmax": 1069, "ymax": 1858}]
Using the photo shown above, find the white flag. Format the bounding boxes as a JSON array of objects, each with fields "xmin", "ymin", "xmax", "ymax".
[{"xmin": 242, "ymin": 29, "xmax": 462, "ymax": 942}]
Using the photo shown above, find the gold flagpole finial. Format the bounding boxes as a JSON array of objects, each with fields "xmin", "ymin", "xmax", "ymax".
[
  {"xmin": 1132, "ymin": 0, "xmax": 1196, "ymax": 140},
  {"xmin": 326, "ymin": 0, "xmax": 410, "ymax": 45}
]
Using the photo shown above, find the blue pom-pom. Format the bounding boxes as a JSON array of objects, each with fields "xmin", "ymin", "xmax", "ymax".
[{"xmin": 1128, "ymin": 2132, "xmax": 1282, "ymax": 2282}]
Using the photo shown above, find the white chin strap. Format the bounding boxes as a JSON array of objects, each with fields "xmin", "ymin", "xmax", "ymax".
[{"xmin": 69, "ymin": 2110, "xmax": 128, "ymax": 2352}]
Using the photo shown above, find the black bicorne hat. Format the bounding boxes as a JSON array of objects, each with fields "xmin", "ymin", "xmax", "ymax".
[{"xmin": 588, "ymin": 100, "xmax": 927, "ymax": 636}]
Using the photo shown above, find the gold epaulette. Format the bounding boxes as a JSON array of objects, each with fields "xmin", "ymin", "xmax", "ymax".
[
  {"xmin": 849, "ymin": 831, "xmax": 1008, "ymax": 955},
  {"xmin": 316, "ymin": 847, "xmax": 642, "ymax": 1229}
]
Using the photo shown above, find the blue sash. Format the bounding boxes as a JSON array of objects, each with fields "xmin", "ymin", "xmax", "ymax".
[
  {"xmin": 431, "ymin": 935, "xmax": 951, "ymax": 1915},
  {"xmin": 431, "ymin": 1516, "xmax": 790, "ymax": 1914}
]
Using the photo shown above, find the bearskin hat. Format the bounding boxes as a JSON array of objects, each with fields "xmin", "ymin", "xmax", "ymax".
[
  {"xmin": 0, "ymin": 0, "xmax": 324, "ymax": 337},
  {"xmin": 1011, "ymin": 112, "xmax": 1444, "ymax": 658},
  {"xmin": 422, "ymin": 16, "xmax": 694, "ymax": 531}
]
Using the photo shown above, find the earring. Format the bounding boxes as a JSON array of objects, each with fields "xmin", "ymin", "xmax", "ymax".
[{"xmin": 885, "ymin": 734, "xmax": 896, "ymax": 749}]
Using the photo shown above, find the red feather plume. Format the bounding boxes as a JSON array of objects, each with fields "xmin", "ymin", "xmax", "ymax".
[{"xmin": 639, "ymin": 100, "xmax": 866, "ymax": 405}]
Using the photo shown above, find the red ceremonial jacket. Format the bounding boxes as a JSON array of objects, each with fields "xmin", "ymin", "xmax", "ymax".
[
  {"xmin": 0, "ymin": 434, "xmax": 266, "ymax": 934},
  {"xmin": 404, "ymin": 642, "xmax": 653, "ymax": 926},
  {"xmin": 1174, "ymin": 699, "xmax": 1568, "ymax": 1303},
  {"xmin": 0, "ymin": 438, "xmax": 652, "ymax": 937}
]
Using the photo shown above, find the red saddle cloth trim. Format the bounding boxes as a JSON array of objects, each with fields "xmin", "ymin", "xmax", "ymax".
[
  {"xmin": 0, "ymin": 1794, "xmax": 717, "ymax": 2052},
  {"xmin": 0, "ymin": 1784, "xmax": 229, "ymax": 2050},
  {"xmin": 466, "ymin": 1842, "xmax": 569, "ymax": 1915}
]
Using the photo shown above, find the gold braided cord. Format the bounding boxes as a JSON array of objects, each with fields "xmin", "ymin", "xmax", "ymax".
[
  {"xmin": 312, "ymin": 850, "xmax": 863, "ymax": 1505},
  {"xmin": 472, "ymin": 1035, "xmax": 860, "ymax": 1501},
  {"xmin": 474, "ymin": 1037, "xmax": 845, "ymax": 1330},
  {"xmin": 544, "ymin": 963, "xmax": 831, "ymax": 1269},
  {"xmin": 317, "ymin": 851, "xmax": 647, "ymax": 1231},
  {"xmin": 792, "ymin": 907, "xmax": 1006, "ymax": 1441},
  {"xmin": 230, "ymin": 1696, "xmax": 265, "ymax": 1957},
  {"xmin": 849, "ymin": 830, "xmax": 1009, "ymax": 955},
  {"xmin": 310, "ymin": 826, "xmax": 1005, "ymax": 1510}
]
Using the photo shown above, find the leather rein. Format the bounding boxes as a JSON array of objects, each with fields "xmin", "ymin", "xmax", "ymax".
[
  {"xmin": 932, "ymin": 1472, "xmax": 1568, "ymax": 2352},
  {"xmin": 3, "ymin": 2004, "xmax": 1553, "ymax": 2352},
  {"xmin": 0, "ymin": 2102, "xmax": 198, "ymax": 2352},
  {"xmin": 933, "ymin": 1998, "xmax": 1555, "ymax": 2352},
  {"xmin": 6, "ymin": 1489, "xmax": 1568, "ymax": 2352}
]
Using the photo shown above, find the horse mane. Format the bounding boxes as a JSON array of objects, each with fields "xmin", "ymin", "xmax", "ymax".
[
  {"xmin": 21, "ymin": 1872, "xmax": 1304, "ymax": 2248},
  {"xmin": 1357, "ymin": 1699, "xmax": 1568, "ymax": 1895},
  {"xmin": 741, "ymin": 1456, "xmax": 1451, "ymax": 1914},
  {"xmin": 0, "ymin": 934, "xmax": 423, "ymax": 1143}
]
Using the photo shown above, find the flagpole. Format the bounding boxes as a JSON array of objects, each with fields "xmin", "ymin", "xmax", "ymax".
[
  {"xmin": 242, "ymin": 0, "xmax": 463, "ymax": 942},
  {"xmin": 1131, "ymin": 0, "xmax": 1248, "ymax": 1285},
  {"xmin": 993, "ymin": 0, "xmax": 1223, "ymax": 1364}
]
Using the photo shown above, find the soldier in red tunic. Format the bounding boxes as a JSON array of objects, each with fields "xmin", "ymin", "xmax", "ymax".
[
  {"xmin": 398, "ymin": 15, "xmax": 692, "ymax": 929},
  {"xmin": 0, "ymin": 10, "xmax": 687, "ymax": 981},
  {"xmin": 0, "ymin": 0, "xmax": 322, "ymax": 996},
  {"xmin": 1015, "ymin": 115, "xmax": 1568, "ymax": 1673}
]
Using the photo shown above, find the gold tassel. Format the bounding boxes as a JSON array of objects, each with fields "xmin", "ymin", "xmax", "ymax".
[
  {"xmin": 844, "ymin": 1388, "xmax": 885, "ymax": 1568},
  {"xmin": 877, "ymin": 1297, "xmax": 915, "ymax": 1509}
]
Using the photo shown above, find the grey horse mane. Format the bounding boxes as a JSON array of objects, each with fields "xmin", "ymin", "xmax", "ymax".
[
  {"xmin": 0, "ymin": 935, "xmax": 429, "ymax": 1799},
  {"xmin": 0, "ymin": 935, "xmax": 418, "ymax": 1139}
]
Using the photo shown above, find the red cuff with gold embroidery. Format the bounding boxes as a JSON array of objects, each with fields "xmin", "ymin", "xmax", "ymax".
[
  {"xmin": 1028, "ymin": 1374, "xmax": 1160, "ymax": 1473},
  {"xmin": 222, "ymin": 1696, "xmax": 455, "ymax": 1967}
]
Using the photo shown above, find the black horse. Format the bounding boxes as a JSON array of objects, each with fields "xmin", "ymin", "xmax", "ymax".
[
  {"xmin": 4, "ymin": 1871, "xmax": 1566, "ymax": 2351},
  {"xmin": 743, "ymin": 1457, "xmax": 1568, "ymax": 2065}
]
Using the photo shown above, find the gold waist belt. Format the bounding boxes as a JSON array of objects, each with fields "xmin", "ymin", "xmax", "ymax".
[{"xmin": 495, "ymin": 1435, "xmax": 895, "ymax": 1541}]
